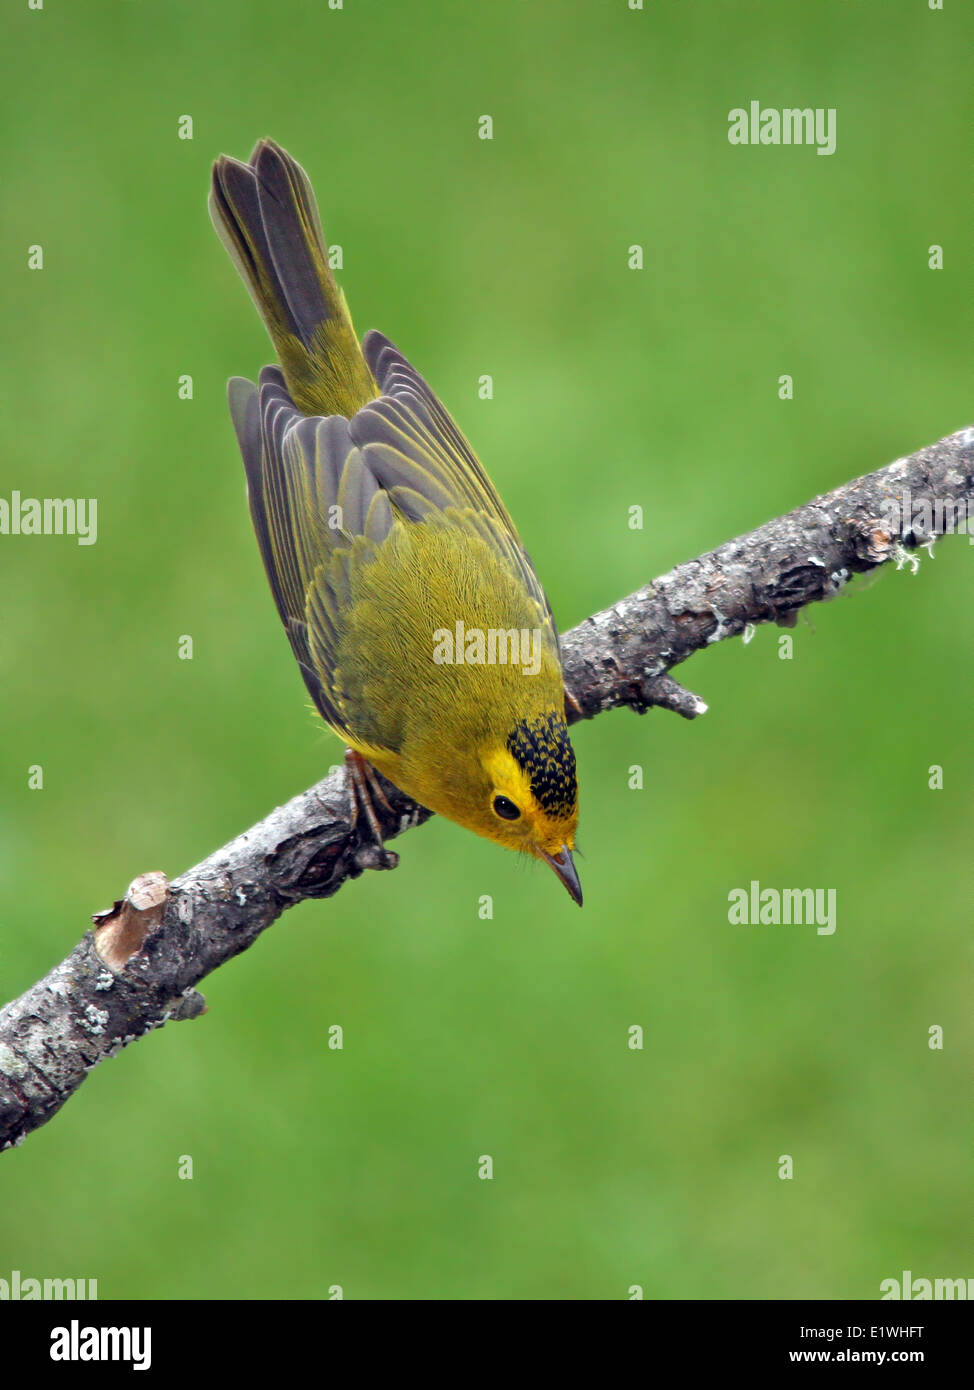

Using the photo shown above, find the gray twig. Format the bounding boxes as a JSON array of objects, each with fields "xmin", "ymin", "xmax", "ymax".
[{"xmin": 2, "ymin": 422, "xmax": 971, "ymax": 1150}]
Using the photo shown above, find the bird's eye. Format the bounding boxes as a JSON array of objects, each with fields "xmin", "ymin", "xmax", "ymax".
[{"xmin": 492, "ymin": 795, "xmax": 521, "ymax": 821}]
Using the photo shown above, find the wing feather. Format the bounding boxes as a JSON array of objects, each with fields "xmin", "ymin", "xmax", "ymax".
[{"xmin": 229, "ymin": 337, "xmax": 557, "ymax": 749}]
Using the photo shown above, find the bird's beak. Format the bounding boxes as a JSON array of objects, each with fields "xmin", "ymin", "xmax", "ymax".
[{"xmin": 542, "ymin": 846, "xmax": 583, "ymax": 906}]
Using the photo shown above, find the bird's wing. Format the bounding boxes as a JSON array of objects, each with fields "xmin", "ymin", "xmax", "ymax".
[
  {"xmin": 357, "ymin": 330, "xmax": 553, "ymax": 625},
  {"xmin": 229, "ymin": 340, "xmax": 555, "ymax": 747},
  {"xmin": 230, "ymin": 366, "xmax": 385, "ymax": 737}
]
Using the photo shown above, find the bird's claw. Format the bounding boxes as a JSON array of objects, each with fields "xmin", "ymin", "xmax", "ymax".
[
  {"xmin": 352, "ymin": 843, "xmax": 399, "ymax": 872},
  {"xmin": 345, "ymin": 748, "xmax": 399, "ymax": 873}
]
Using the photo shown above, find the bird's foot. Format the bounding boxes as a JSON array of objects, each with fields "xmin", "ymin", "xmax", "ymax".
[{"xmin": 344, "ymin": 748, "xmax": 399, "ymax": 872}]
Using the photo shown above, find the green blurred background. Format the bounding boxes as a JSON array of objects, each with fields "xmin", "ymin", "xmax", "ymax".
[{"xmin": 1, "ymin": 0, "xmax": 971, "ymax": 1300}]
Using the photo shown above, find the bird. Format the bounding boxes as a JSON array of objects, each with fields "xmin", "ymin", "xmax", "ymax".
[{"xmin": 209, "ymin": 139, "xmax": 581, "ymax": 904}]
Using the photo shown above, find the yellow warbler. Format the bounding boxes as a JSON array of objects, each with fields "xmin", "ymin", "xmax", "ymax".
[{"xmin": 210, "ymin": 140, "xmax": 581, "ymax": 903}]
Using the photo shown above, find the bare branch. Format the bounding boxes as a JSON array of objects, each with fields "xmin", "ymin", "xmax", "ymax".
[{"xmin": 2, "ymin": 422, "xmax": 971, "ymax": 1150}]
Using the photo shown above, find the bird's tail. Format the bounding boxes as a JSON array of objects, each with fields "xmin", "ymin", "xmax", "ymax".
[{"xmin": 209, "ymin": 139, "xmax": 377, "ymax": 418}]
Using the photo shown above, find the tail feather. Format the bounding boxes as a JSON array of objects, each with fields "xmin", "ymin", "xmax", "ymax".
[
  {"xmin": 210, "ymin": 139, "xmax": 377, "ymax": 418},
  {"xmin": 248, "ymin": 140, "xmax": 331, "ymax": 347}
]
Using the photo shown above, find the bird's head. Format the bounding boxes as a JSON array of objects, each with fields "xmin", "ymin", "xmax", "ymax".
[{"xmin": 478, "ymin": 710, "xmax": 581, "ymax": 905}]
